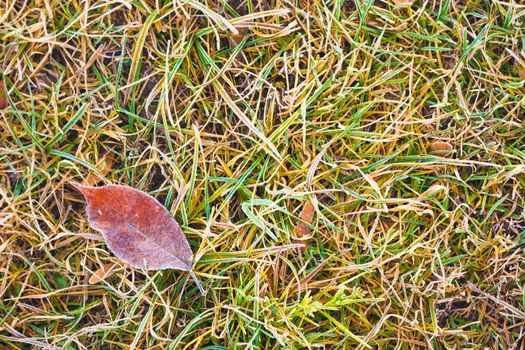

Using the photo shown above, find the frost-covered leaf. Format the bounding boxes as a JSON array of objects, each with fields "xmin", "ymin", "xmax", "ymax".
[{"xmin": 73, "ymin": 183, "xmax": 205, "ymax": 294}]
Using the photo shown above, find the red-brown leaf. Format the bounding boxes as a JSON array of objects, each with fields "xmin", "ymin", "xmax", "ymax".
[
  {"xmin": 292, "ymin": 201, "xmax": 316, "ymax": 252},
  {"xmin": 293, "ymin": 201, "xmax": 315, "ymax": 237},
  {"xmin": 74, "ymin": 183, "xmax": 193, "ymax": 271},
  {"xmin": 0, "ymin": 80, "xmax": 7, "ymax": 109}
]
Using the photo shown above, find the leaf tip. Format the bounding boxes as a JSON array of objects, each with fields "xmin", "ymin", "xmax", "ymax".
[
  {"xmin": 71, "ymin": 181, "xmax": 83, "ymax": 190},
  {"xmin": 71, "ymin": 182, "xmax": 93, "ymax": 195}
]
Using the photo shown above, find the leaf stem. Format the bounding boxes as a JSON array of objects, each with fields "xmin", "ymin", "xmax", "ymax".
[{"xmin": 189, "ymin": 269, "xmax": 206, "ymax": 296}]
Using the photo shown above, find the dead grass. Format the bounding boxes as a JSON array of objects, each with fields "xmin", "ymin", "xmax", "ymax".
[{"xmin": 1, "ymin": 0, "xmax": 525, "ymax": 348}]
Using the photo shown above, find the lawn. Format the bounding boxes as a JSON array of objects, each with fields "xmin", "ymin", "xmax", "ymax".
[{"xmin": 1, "ymin": 0, "xmax": 525, "ymax": 349}]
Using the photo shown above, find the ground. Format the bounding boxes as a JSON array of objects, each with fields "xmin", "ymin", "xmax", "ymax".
[{"xmin": 1, "ymin": 0, "xmax": 525, "ymax": 349}]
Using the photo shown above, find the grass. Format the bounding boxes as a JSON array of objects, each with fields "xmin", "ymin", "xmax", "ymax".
[{"xmin": 1, "ymin": 0, "xmax": 525, "ymax": 348}]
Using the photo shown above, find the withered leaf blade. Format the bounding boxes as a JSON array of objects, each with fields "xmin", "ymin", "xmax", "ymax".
[{"xmin": 73, "ymin": 183, "xmax": 205, "ymax": 294}]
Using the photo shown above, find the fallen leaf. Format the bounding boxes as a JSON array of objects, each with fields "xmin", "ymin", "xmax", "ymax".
[
  {"xmin": 430, "ymin": 141, "xmax": 453, "ymax": 157},
  {"xmin": 73, "ymin": 183, "xmax": 205, "ymax": 295},
  {"xmin": 292, "ymin": 200, "xmax": 315, "ymax": 252},
  {"xmin": 85, "ymin": 153, "xmax": 115, "ymax": 186},
  {"xmin": 89, "ymin": 263, "xmax": 115, "ymax": 284},
  {"xmin": 293, "ymin": 201, "xmax": 315, "ymax": 237},
  {"xmin": 0, "ymin": 80, "xmax": 7, "ymax": 109}
]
